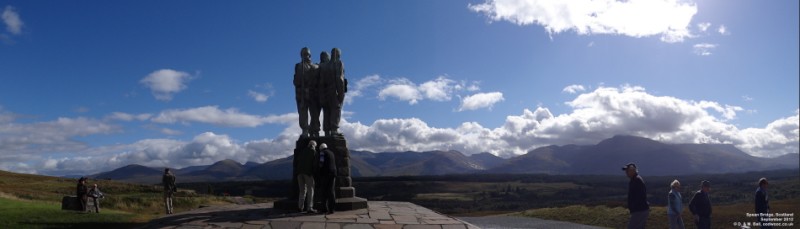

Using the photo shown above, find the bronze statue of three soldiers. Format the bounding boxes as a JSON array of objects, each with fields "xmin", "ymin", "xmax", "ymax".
[{"xmin": 294, "ymin": 47, "xmax": 347, "ymax": 138}]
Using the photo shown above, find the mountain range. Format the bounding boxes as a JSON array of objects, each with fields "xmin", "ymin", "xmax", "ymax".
[{"xmin": 91, "ymin": 135, "xmax": 799, "ymax": 184}]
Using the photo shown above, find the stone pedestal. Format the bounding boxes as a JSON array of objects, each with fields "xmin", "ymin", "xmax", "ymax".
[{"xmin": 274, "ymin": 135, "xmax": 367, "ymax": 211}]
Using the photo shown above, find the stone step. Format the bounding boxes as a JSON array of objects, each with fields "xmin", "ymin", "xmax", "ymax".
[
  {"xmin": 337, "ymin": 187, "xmax": 355, "ymax": 198},
  {"xmin": 334, "ymin": 197, "xmax": 367, "ymax": 211}
]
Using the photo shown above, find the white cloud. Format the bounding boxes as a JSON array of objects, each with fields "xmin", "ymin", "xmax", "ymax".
[
  {"xmin": 0, "ymin": 116, "xmax": 118, "ymax": 157},
  {"xmin": 718, "ymin": 24, "xmax": 728, "ymax": 35},
  {"xmin": 342, "ymin": 86, "xmax": 797, "ymax": 159},
  {"xmin": 107, "ymin": 112, "xmax": 152, "ymax": 121},
  {"xmin": 248, "ymin": 90, "xmax": 269, "ymax": 103},
  {"xmin": 693, "ymin": 43, "xmax": 717, "ymax": 56},
  {"xmin": 140, "ymin": 69, "xmax": 193, "ymax": 101},
  {"xmin": 697, "ymin": 22, "xmax": 711, "ymax": 32},
  {"xmin": 378, "ymin": 76, "xmax": 480, "ymax": 105},
  {"xmin": 419, "ymin": 76, "xmax": 457, "ymax": 101},
  {"xmin": 469, "ymin": 0, "xmax": 698, "ymax": 43},
  {"xmin": 378, "ymin": 78, "xmax": 423, "ymax": 104},
  {"xmin": 562, "ymin": 84, "xmax": 586, "ymax": 94},
  {"xmin": 27, "ymin": 130, "xmax": 300, "ymax": 175},
  {"xmin": 3, "ymin": 86, "xmax": 797, "ymax": 175},
  {"xmin": 151, "ymin": 106, "xmax": 295, "ymax": 127},
  {"xmin": 459, "ymin": 92, "xmax": 505, "ymax": 111},
  {"xmin": 346, "ymin": 75, "xmax": 383, "ymax": 104},
  {"xmin": 2, "ymin": 6, "xmax": 23, "ymax": 35},
  {"xmin": 742, "ymin": 95, "xmax": 754, "ymax": 102}
]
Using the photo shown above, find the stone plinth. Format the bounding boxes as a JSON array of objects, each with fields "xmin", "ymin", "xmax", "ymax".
[{"xmin": 274, "ymin": 135, "xmax": 368, "ymax": 211}]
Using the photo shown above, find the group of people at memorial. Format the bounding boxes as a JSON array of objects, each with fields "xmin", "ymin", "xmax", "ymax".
[
  {"xmin": 296, "ymin": 140, "xmax": 338, "ymax": 214},
  {"xmin": 623, "ymin": 163, "xmax": 775, "ymax": 229}
]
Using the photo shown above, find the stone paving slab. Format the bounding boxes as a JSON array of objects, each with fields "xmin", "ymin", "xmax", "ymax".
[{"xmin": 139, "ymin": 201, "xmax": 477, "ymax": 229}]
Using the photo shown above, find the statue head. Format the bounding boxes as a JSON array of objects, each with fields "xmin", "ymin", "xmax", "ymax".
[
  {"xmin": 320, "ymin": 51, "xmax": 330, "ymax": 64},
  {"xmin": 331, "ymin": 48, "xmax": 341, "ymax": 61},
  {"xmin": 300, "ymin": 47, "xmax": 311, "ymax": 62}
]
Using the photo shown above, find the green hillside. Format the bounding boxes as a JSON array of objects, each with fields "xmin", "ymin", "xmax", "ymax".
[{"xmin": 0, "ymin": 170, "xmax": 234, "ymax": 229}]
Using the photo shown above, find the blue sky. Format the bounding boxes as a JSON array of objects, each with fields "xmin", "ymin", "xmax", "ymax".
[{"xmin": 1, "ymin": 0, "xmax": 797, "ymax": 175}]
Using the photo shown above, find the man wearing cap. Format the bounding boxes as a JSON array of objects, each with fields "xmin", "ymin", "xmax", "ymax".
[
  {"xmin": 689, "ymin": 180, "xmax": 712, "ymax": 229},
  {"xmin": 755, "ymin": 178, "xmax": 771, "ymax": 229},
  {"xmin": 623, "ymin": 163, "xmax": 649, "ymax": 229}
]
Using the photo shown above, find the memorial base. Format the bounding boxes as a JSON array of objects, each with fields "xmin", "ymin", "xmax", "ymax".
[{"xmin": 274, "ymin": 135, "xmax": 367, "ymax": 211}]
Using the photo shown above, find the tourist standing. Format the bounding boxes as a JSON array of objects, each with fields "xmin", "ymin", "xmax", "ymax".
[
  {"xmin": 667, "ymin": 179, "xmax": 685, "ymax": 229},
  {"xmin": 689, "ymin": 180, "xmax": 712, "ymax": 229},
  {"xmin": 755, "ymin": 178, "xmax": 771, "ymax": 229},
  {"xmin": 318, "ymin": 143, "xmax": 337, "ymax": 214},
  {"xmin": 163, "ymin": 168, "xmax": 176, "ymax": 214},
  {"xmin": 622, "ymin": 163, "xmax": 649, "ymax": 229}
]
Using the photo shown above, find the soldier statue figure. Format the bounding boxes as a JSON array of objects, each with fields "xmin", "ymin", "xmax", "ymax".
[
  {"xmin": 294, "ymin": 47, "xmax": 319, "ymax": 138},
  {"xmin": 279, "ymin": 47, "xmax": 366, "ymax": 212},
  {"xmin": 319, "ymin": 48, "xmax": 347, "ymax": 137}
]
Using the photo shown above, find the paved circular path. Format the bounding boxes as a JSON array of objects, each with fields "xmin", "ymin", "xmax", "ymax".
[
  {"xmin": 457, "ymin": 215, "xmax": 606, "ymax": 229},
  {"xmin": 141, "ymin": 201, "xmax": 478, "ymax": 229}
]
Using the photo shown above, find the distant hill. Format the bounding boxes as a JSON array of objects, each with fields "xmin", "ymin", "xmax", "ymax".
[
  {"xmin": 469, "ymin": 152, "xmax": 507, "ymax": 168},
  {"xmin": 489, "ymin": 135, "xmax": 800, "ymax": 175},
  {"xmin": 93, "ymin": 164, "xmax": 162, "ymax": 183},
  {"xmin": 92, "ymin": 135, "xmax": 799, "ymax": 183}
]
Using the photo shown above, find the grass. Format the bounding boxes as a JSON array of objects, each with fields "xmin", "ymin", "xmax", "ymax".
[
  {"xmin": 414, "ymin": 193, "xmax": 473, "ymax": 201},
  {"xmin": 0, "ymin": 170, "xmax": 238, "ymax": 228},
  {"xmin": 514, "ymin": 198, "xmax": 800, "ymax": 229},
  {"xmin": 0, "ymin": 197, "xmax": 143, "ymax": 229}
]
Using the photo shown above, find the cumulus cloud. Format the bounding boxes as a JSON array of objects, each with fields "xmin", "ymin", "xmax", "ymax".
[
  {"xmin": 378, "ymin": 76, "xmax": 480, "ymax": 105},
  {"xmin": 24, "ymin": 130, "xmax": 301, "ymax": 175},
  {"xmin": 3, "ymin": 86, "xmax": 797, "ymax": 175},
  {"xmin": 2, "ymin": 6, "xmax": 23, "ymax": 35},
  {"xmin": 140, "ymin": 69, "xmax": 193, "ymax": 101},
  {"xmin": 469, "ymin": 0, "xmax": 698, "ymax": 43},
  {"xmin": 562, "ymin": 84, "xmax": 586, "ymax": 94},
  {"xmin": 378, "ymin": 78, "xmax": 423, "ymax": 104},
  {"xmin": 151, "ymin": 106, "xmax": 296, "ymax": 127},
  {"xmin": 693, "ymin": 43, "xmax": 717, "ymax": 56},
  {"xmin": 344, "ymin": 86, "xmax": 798, "ymax": 158},
  {"xmin": 0, "ymin": 115, "xmax": 118, "ymax": 156},
  {"xmin": 248, "ymin": 90, "xmax": 269, "ymax": 103},
  {"xmin": 419, "ymin": 76, "xmax": 458, "ymax": 101},
  {"xmin": 459, "ymin": 92, "xmax": 505, "ymax": 111}
]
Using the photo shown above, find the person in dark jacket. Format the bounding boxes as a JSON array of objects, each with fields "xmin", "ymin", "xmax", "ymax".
[
  {"xmin": 296, "ymin": 140, "xmax": 319, "ymax": 213},
  {"xmin": 755, "ymin": 178, "xmax": 771, "ymax": 229},
  {"xmin": 318, "ymin": 143, "xmax": 337, "ymax": 214},
  {"xmin": 622, "ymin": 163, "xmax": 649, "ymax": 229},
  {"xmin": 689, "ymin": 180, "xmax": 712, "ymax": 229},
  {"xmin": 76, "ymin": 177, "xmax": 89, "ymax": 212},
  {"xmin": 162, "ymin": 168, "xmax": 176, "ymax": 214}
]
